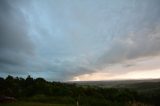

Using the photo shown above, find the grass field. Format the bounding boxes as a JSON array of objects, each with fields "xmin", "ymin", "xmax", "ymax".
[
  {"xmin": 0, "ymin": 101, "xmax": 152, "ymax": 106},
  {"xmin": 0, "ymin": 102, "xmax": 74, "ymax": 106}
]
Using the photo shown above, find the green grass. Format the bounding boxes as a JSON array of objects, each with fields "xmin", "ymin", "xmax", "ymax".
[
  {"xmin": 0, "ymin": 102, "xmax": 74, "ymax": 106},
  {"xmin": 0, "ymin": 101, "xmax": 152, "ymax": 106}
]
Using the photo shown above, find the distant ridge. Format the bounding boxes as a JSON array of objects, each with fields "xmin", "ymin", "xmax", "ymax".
[{"xmin": 68, "ymin": 78, "xmax": 160, "ymax": 88}]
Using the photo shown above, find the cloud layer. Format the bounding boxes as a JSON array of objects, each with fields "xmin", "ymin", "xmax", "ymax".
[{"xmin": 0, "ymin": 0, "xmax": 160, "ymax": 81}]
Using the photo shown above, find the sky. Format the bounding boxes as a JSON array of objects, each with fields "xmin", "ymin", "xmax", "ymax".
[{"xmin": 0, "ymin": 0, "xmax": 160, "ymax": 81}]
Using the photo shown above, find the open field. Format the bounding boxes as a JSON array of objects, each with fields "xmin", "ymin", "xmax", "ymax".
[{"xmin": 0, "ymin": 101, "xmax": 153, "ymax": 106}]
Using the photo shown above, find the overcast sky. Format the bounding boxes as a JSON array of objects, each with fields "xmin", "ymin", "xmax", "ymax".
[{"xmin": 0, "ymin": 0, "xmax": 160, "ymax": 81}]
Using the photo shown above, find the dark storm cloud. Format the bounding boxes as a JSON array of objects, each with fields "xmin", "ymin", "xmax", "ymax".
[{"xmin": 0, "ymin": 0, "xmax": 34, "ymax": 71}]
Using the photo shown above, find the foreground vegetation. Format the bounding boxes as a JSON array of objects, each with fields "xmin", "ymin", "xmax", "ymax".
[
  {"xmin": 0, "ymin": 102, "xmax": 73, "ymax": 106},
  {"xmin": 0, "ymin": 101, "xmax": 151, "ymax": 106},
  {"xmin": 0, "ymin": 75, "xmax": 160, "ymax": 106}
]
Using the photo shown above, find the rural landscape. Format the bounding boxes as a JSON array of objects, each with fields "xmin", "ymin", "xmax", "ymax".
[
  {"xmin": 1, "ymin": 0, "xmax": 160, "ymax": 106},
  {"xmin": 0, "ymin": 75, "xmax": 160, "ymax": 106}
]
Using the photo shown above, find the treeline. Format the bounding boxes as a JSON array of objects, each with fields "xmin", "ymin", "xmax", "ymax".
[{"xmin": 0, "ymin": 75, "xmax": 159, "ymax": 106}]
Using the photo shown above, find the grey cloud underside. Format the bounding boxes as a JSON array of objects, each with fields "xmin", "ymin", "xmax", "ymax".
[
  {"xmin": 0, "ymin": 0, "xmax": 34, "ymax": 73},
  {"xmin": 0, "ymin": 0, "xmax": 160, "ymax": 81},
  {"xmin": 0, "ymin": 0, "xmax": 33, "ymax": 51},
  {"xmin": 96, "ymin": 26, "xmax": 160, "ymax": 69},
  {"xmin": 94, "ymin": 0, "xmax": 160, "ymax": 69}
]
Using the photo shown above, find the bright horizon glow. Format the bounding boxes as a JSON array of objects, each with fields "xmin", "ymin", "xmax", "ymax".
[
  {"xmin": 73, "ymin": 69, "xmax": 160, "ymax": 81},
  {"xmin": 72, "ymin": 56, "xmax": 160, "ymax": 81}
]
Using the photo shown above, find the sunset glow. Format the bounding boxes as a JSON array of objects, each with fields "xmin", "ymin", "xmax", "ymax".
[{"xmin": 73, "ymin": 69, "xmax": 160, "ymax": 81}]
